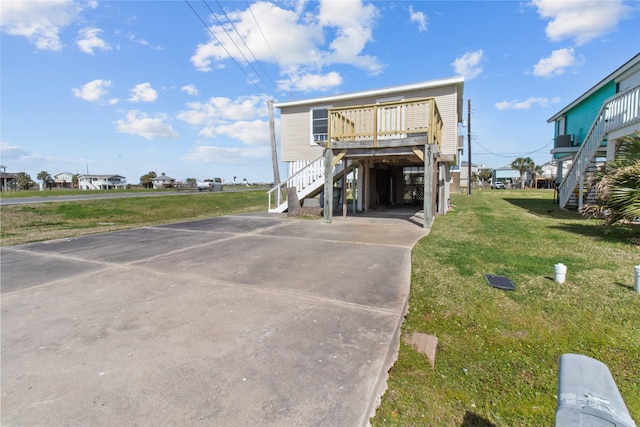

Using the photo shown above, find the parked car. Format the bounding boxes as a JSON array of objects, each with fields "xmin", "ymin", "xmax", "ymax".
[
  {"xmin": 491, "ymin": 181, "xmax": 506, "ymax": 190},
  {"xmin": 196, "ymin": 178, "xmax": 224, "ymax": 191}
]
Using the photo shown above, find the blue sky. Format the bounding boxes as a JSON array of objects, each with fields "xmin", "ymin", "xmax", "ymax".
[{"xmin": 1, "ymin": 0, "xmax": 638, "ymax": 184}]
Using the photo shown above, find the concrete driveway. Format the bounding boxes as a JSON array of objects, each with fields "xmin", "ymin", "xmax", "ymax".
[{"xmin": 1, "ymin": 211, "xmax": 428, "ymax": 426}]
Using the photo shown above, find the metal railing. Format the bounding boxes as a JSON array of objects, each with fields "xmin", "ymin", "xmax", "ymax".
[{"xmin": 559, "ymin": 84, "xmax": 640, "ymax": 209}]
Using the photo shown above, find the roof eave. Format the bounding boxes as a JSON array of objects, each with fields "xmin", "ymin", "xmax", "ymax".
[
  {"xmin": 547, "ymin": 53, "xmax": 640, "ymax": 123},
  {"xmin": 275, "ymin": 76, "xmax": 465, "ymax": 114}
]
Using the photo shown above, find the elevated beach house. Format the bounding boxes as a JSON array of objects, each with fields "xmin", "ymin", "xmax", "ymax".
[
  {"xmin": 78, "ymin": 174, "xmax": 127, "ymax": 190},
  {"xmin": 548, "ymin": 53, "xmax": 640, "ymax": 211},
  {"xmin": 270, "ymin": 77, "xmax": 465, "ymax": 228}
]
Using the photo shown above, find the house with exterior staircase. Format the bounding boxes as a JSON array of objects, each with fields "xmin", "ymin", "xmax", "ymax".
[
  {"xmin": 270, "ymin": 77, "xmax": 465, "ymax": 228},
  {"xmin": 548, "ymin": 53, "xmax": 640, "ymax": 211}
]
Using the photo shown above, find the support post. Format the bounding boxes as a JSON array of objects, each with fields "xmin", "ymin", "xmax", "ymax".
[
  {"xmin": 363, "ymin": 160, "xmax": 369, "ymax": 214},
  {"xmin": 467, "ymin": 98, "xmax": 471, "ymax": 196},
  {"xmin": 323, "ymin": 149, "xmax": 334, "ymax": 223},
  {"xmin": 423, "ymin": 145, "xmax": 434, "ymax": 228},
  {"xmin": 268, "ymin": 100, "xmax": 281, "ymax": 185},
  {"xmin": 342, "ymin": 159, "xmax": 348, "ymax": 218}
]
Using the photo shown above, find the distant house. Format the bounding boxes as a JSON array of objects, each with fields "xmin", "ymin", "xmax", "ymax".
[
  {"xmin": 78, "ymin": 174, "xmax": 127, "ymax": 190},
  {"xmin": 0, "ymin": 167, "xmax": 18, "ymax": 191},
  {"xmin": 535, "ymin": 160, "xmax": 558, "ymax": 189},
  {"xmin": 548, "ymin": 53, "xmax": 640, "ymax": 210},
  {"xmin": 458, "ymin": 161, "xmax": 490, "ymax": 189},
  {"xmin": 54, "ymin": 172, "xmax": 75, "ymax": 188},
  {"xmin": 152, "ymin": 173, "xmax": 176, "ymax": 189},
  {"xmin": 492, "ymin": 167, "xmax": 521, "ymax": 187}
]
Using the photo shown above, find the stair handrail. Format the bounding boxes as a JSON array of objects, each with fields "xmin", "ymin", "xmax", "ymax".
[
  {"xmin": 558, "ymin": 84, "xmax": 640, "ymax": 209},
  {"xmin": 267, "ymin": 153, "xmax": 326, "ymax": 212}
]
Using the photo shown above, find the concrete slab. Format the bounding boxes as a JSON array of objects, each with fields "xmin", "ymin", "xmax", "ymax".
[
  {"xmin": 0, "ymin": 249, "xmax": 104, "ymax": 293},
  {"xmin": 157, "ymin": 215, "xmax": 287, "ymax": 234},
  {"xmin": 14, "ymin": 227, "xmax": 235, "ymax": 264},
  {"xmin": 1, "ymin": 211, "xmax": 429, "ymax": 427}
]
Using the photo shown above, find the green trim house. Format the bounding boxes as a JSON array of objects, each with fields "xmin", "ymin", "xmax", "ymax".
[{"xmin": 547, "ymin": 53, "xmax": 640, "ymax": 210}]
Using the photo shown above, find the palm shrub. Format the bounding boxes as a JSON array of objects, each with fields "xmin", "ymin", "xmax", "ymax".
[{"xmin": 584, "ymin": 132, "xmax": 640, "ymax": 225}]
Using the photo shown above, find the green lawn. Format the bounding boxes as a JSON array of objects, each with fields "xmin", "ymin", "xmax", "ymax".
[
  {"xmin": 373, "ymin": 189, "xmax": 640, "ymax": 426},
  {"xmin": 0, "ymin": 190, "xmax": 267, "ymax": 246}
]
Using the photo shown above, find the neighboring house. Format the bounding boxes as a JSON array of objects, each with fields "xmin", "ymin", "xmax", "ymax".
[
  {"xmin": 535, "ymin": 160, "xmax": 558, "ymax": 189},
  {"xmin": 272, "ymin": 77, "xmax": 465, "ymax": 228},
  {"xmin": 78, "ymin": 174, "xmax": 127, "ymax": 190},
  {"xmin": 54, "ymin": 172, "xmax": 75, "ymax": 188},
  {"xmin": 459, "ymin": 161, "xmax": 490, "ymax": 189},
  {"xmin": 548, "ymin": 53, "xmax": 640, "ymax": 210},
  {"xmin": 152, "ymin": 173, "xmax": 176, "ymax": 189},
  {"xmin": 0, "ymin": 167, "xmax": 18, "ymax": 191},
  {"xmin": 492, "ymin": 167, "xmax": 521, "ymax": 187}
]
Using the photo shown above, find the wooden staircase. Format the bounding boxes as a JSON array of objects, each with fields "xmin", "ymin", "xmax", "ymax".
[{"xmin": 267, "ymin": 154, "xmax": 353, "ymax": 213}]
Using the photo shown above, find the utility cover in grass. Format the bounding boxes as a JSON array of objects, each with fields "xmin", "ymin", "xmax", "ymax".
[{"xmin": 484, "ymin": 274, "xmax": 515, "ymax": 291}]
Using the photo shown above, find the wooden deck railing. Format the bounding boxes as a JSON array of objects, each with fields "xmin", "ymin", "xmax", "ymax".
[{"xmin": 328, "ymin": 98, "xmax": 443, "ymax": 148}]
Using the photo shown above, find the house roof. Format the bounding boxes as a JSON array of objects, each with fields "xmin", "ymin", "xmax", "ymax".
[
  {"xmin": 78, "ymin": 174, "xmax": 125, "ymax": 179},
  {"xmin": 152, "ymin": 174, "xmax": 175, "ymax": 181},
  {"xmin": 275, "ymin": 76, "xmax": 465, "ymax": 120},
  {"xmin": 547, "ymin": 53, "xmax": 640, "ymax": 123}
]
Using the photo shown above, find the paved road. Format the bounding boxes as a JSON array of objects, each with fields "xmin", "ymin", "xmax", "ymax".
[
  {"xmin": 1, "ymin": 209, "xmax": 428, "ymax": 426},
  {"xmin": 0, "ymin": 187, "xmax": 259, "ymax": 206}
]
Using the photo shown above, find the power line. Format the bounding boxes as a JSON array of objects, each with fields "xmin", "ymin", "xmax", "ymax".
[
  {"xmin": 472, "ymin": 137, "xmax": 553, "ymax": 158},
  {"xmin": 245, "ymin": 0, "xmax": 278, "ymax": 68},
  {"xmin": 201, "ymin": 0, "xmax": 275, "ymax": 96},
  {"xmin": 212, "ymin": 0, "xmax": 278, "ymax": 92},
  {"xmin": 184, "ymin": 0, "xmax": 270, "ymax": 100}
]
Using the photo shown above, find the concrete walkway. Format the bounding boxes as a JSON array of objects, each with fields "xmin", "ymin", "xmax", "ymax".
[{"xmin": 1, "ymin": 210, "xmax": 428, "ymax": 426}]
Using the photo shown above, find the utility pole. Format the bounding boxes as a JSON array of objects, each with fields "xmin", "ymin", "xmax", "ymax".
[
  {"xmin": 268, "ymin": 99, "xmax": 281, "ymax": 185},
  {"xmin": 467, "ymin": 98, "xmax": 472, "ymax": 196}
]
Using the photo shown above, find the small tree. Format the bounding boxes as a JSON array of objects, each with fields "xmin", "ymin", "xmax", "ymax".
[
  {"xmin": 186, "ymin": 178, "xmax": 196, "ymax": 186},
  {"xmin": 37, "ymin": 171, "xmax": 52, "ymax": 190},
  {"xmin": 529, "ymin": 164, "xmax": 543, "ymax": 189},
  {"xmin": 140, "ymin": 171, "xmax": 157, "ymax": 189},
  {"xmin": 511, "ymin": 157, "xmax": 534, "ymax": 189},
  {"xmin": 584, "ymin": 132, "xmax": 640, "ymax": 226},
  {"xmin": 15, "ymin": 172, "xmax": 32, "ymax": 190},
  {"xmin": 479, "ymin": 169, "xmax": 492, "ymax": 184}
]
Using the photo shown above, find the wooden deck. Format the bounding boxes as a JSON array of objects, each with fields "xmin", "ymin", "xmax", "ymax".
[{"xmin": 325, "ymin": 97, "xmax": 443, "ymax": 150}]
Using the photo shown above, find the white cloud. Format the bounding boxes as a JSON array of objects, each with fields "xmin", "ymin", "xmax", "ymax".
[
  {"xmin": 115, "ymin": 110, "xmax": 179, "ymax": 140},
  {"xmin": 495, "ymin": 97, "xmax": 562, "ymax": 110},
  {"xmin": 532, "ymin": 0, "xmax": 632, "ymax": 45},
  {"xmin": 177, "ymin": 96, "xmax": 268, "ymax": 126},
  {"xmin": 409, "ymin": 5, "xmax": 427, "ymax": 32},
  {"xmin": 317, "ymin": 0, "xmax": 381, "ymax": 72},
  {"xmin": 72, "ymin": 79, "xmax": 112, "ymax": 102},
  {"xmin": 190, "ymin": 1, "xmax": 383, "ymax": 90},
  {"xmin": 533, "ymin": 48, "xmax": 579, "ymax": 78},
  {"xmin": 0, "ymin": 141, "xmax": 32, "ymax": 160},
  {"xmin": 183, "ymin": 145, "xmax": 270, "ymax": 164},
  {"xmin": 77, "ymin": 27, "xmax": 111, "ymax": 54},
  {"xmin": 128, "ymin": 83, "xmax": 158, "ymax": 103},
  {"xmin": 181, "ymin": 85, "xmax": 199, "ymax": 96},
  {"xmin": 277, "ymin": 71, "xmax": 343, "ymax": 93},
  {"xmin": 199, "ymin": 120, "xmax": 270, "ymax": 146},
  {"xmin": 0, "ymin": 0, "xmax": 83, "ymax": 50},
  {"xmin": 451, "ymin": 50, "xmax": 484, "ymax": 80}
]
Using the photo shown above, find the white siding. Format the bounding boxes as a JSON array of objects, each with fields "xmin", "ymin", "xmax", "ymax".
[{"xmin": 278, "ymin": 83, "xmax": 460, "ymax": 162}]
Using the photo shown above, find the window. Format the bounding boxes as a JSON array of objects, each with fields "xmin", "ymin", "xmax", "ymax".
[{"xmin": 311, "ymin": 107, "xmax": 329, "ymax": 144}]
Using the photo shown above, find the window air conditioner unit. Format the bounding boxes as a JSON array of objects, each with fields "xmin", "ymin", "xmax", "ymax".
[{"xmin": 556, "ymin": 134, "xmax": 575, "ymax": 147}]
